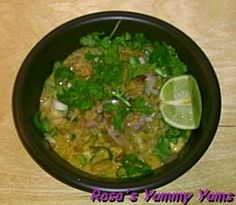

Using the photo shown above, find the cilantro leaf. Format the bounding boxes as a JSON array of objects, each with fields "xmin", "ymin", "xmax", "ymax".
[
  {"xmin": 103, "ymin": 102, "xmax": 119, "ymax": 112},
  {"xmin": 127, "ymin": 56, "xmax": 155, "ymax": 79},
  {"xmin": 166, "ymin": 127, "xmax": 191, "ymax": 144},
  {"xmin": 112, "ymin": 32, "xmax": 132, "ymax": 47},
  {"xmin": 134, "ymin": 33, "xmax": 150, "ymax": 44},
  {"xmin": 120, "ymin": 154, "xmax": 153, "ymax": 178},
  {"xmin": 112, "ymin": 106, "xmax": 129, "ymax": 130},
  {"xmin": 103, "ymin": 44, "xmax": 119, "ymax": 65},
  {"xmin": 100, "ymin": 36, "xmax": 111, "ymax": 48},
  {"xmin": 33, "ymin": 112, "xmax": 59, "ymax": 136},
  {"xmin": 154, "ymin": 126, "xmax": 191, "ymax": 161},
  {"xmin": 150, "ymin": 42, "xmax": 187, "ymax": 77},
  {"xmin": 132, "ymin": 96, "xmax": 155, "ymax": 115},
  {"xmin": 154, "ymin": 137, "xmax": 172, "ymax": 161},
  {"xmin": 54, "ymin": 62, "xmax": 105, "ymax": 111},
  {"xmin": 132, "ymin": 33, "xmax": 151, "ymax": 50},
  {"xmin": 73, "ymin": 97, "xmax": 94, "ymax": 111},
  {"xmin": 85, "ymin": 52, "xmax": 96, "ymax": 61},
  {"xmin": 79, "ymin": 32, "xmax": 104, "ymax": 47}
]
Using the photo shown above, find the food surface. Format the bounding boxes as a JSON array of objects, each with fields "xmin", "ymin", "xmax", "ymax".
[{"xmin": 34, "ymin": 30, "xmax": 202, "ymax": 178}]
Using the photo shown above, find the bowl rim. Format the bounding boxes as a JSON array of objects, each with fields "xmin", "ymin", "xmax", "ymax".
[{"xmin": 12, "ymin": 11, "xmax": 221, "ymax": 192}]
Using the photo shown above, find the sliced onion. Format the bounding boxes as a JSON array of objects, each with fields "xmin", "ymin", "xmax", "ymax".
[
  {"xmin": 144, "ymin": 74, "xmax": 159, "ymax": 96},
  {"xmin": 134, "ymin": 116, "xmax": 146, "ymax": 131},
  {"xmin": 138, "ymin": 57, "xmax": 146, "ymax": 64},
  {"xmin": 85, "ymin": 120, "xmax": 97, "ymax": 128},
  {"xmin": 144, "ymin": 116, "xmax": 153, "ymax": 122},
  {"xmin": 45, "ymin": 136, "xmax": 56, "ymax": 145},
  {"xmin": 107, "ymin": 126, "xmax": 123, "ymax": 146},
  {"xmin": 52, "ymin": 99, "xmax": 68, "ymax": 111},
  {"xmin": 111, "ymin": 99, "xmax": 119, "ymax": 104},
  {"xmin": 134, "ymin": 115, "xmax": 154, "ymax": 131}
]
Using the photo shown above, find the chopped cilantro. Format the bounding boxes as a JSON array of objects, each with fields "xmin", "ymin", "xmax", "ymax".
[
  {"xmin": 85, "ymin": 52, "xmax": 96, "ymax": 61},
  {"xmin": 127, "ymin": 56, "xmax": 155, "ymax": 79},
  {"xmin": 53, "ymin": 62, "xmax": 105, "ymax": 111},
  {"xmin": 132, "ymin": 33, "xmax": 151, "ymax": 49},
  {"xmin": 154, "ymin": 126, "xmax": 191, "ymax": 161},
  {"xmin": 120, "ymin": 154, "xmax": 153, "ymax": 178},
  {"xmin": 154, "ymin": 137, "xmax": 172, "ymax": 161},
  {"xmin": 33, "ymin": 112, "xmax": 59, "ymax": 137},
  {"xmin": 150, "ymin": 42, "xmax": 187, "ymax": 77},
  {"xmin": 51, "ymin": 32, "xmax": 188, "ymax": 131},
  {"xmin": 132, "ymin": 96, "xmax": 155, "ymax": 115},
  {"xmin": 103, "ymin": 44, "xmax": 119, "ymax": 65},
  {"xmin": 79, "ymin": 32, "xmax": 104, "ymax": 47},
  {"xmin": 111, "ymin": 105, "xmax": 129, "ymax": 130},
  {"xmin": 100, "ymin": 36, "xmax": 111, "ymax": 48},
  {"xmin": 103, "ymin": 102, "xmax": 119, "ymax": 112}
]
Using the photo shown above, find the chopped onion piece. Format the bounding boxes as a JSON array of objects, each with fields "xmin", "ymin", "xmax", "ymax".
[
  {"xmin": 138, "ymin": 57, "xmax": 145, "ymax": 64},
  {"xmin": 111, "ymin": 99, "xmax": 119, "ymax": 104},
  {"xmin": 67, "ymin": 82, "xmax": 72, "ymax": 88},
  {"xmin": 45, "ymin": 136, "xmax": 56, "ymax": 145},
  {"xmin": 107, "ymin": 126, "xmax": 123, "ymax": 146},
  {"xmin": 144, "ymin": 74, "xmax": 159, "ymax": 96},
  {"xmin": 144, "ymin": 116, "xmax": 153, "ymax": 122},
  {"xmin": 52, "ymin": 99, "xmax": 68, "ymax": 111},
  {"xmin": 134, "ymin": 115, "xmax": 153, "ymax": 131}
]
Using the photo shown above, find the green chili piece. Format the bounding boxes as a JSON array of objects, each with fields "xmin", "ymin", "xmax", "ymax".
[
  {"xmin": 116, "ymin": 166, "xmax": 127, "ymax": 178},
  {"xmin": 76, "ymin": 154, "xmax": 88, "ymax": 168},
  {"xmin": 90, "ymin": 146, "xmax": 113, "ymax": 165}
]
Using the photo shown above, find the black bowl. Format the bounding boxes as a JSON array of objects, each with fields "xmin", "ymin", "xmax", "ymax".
[{"xmin": 13, "ymin": 11, "xmax": 221, "ymax": 192}]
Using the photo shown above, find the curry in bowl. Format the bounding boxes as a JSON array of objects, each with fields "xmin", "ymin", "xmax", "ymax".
[
  {"xmin": 13, "ymin": 11, "xmax": 221, "ymax": 191},
  {"xmin": 34, "ymin": 27, "xmax": 201, "ymax": 178}
]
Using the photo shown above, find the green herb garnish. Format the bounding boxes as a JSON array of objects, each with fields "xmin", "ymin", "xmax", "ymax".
[
  {"xmin": 120, "ymin": 154, "xmax": 153, "ymax": 178},
  {"xmin": 52, "ymin": 31, "xmax": 187, "ymax": 131}
]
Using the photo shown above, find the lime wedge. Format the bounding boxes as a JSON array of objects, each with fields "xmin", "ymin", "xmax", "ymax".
[{"xmin": 159, "ymin": 75, "xmax": 202, "ymax": 130}]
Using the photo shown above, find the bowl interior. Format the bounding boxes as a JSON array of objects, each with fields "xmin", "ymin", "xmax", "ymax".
[{"xmin": 13, "ymin": 11, "xmax": 221, "ymax": 192}]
